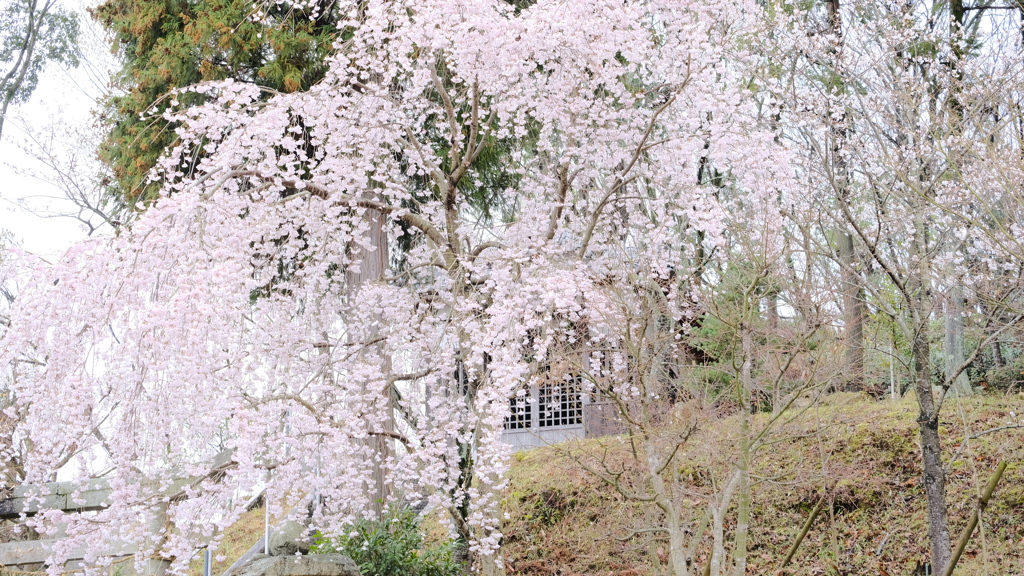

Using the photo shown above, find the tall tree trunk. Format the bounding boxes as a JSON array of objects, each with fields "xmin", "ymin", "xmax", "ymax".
[
  {"xmin": 731, "ymin": 328, "xmax": 753, "ymax": 575},
  {"xmin": 944, "ymin": 283, "xmax": 972, "ymax": 396},
  {"xmin": 889, "ymin": 339, "xmax": 899, "ymax": 400},
  {"xmin": 913, "ymin": 329, "xmax": 952, "ymax": 574},
  {"xmin": 840, "ymin": 233, "xmax": 865, "ymax": 391},
  {"xmin": 347, "ymin": 207, "xmax": 392, "ymax": 518},
  {"xmin": 943, "ymin": 0, "xmax": 973, "ymax": 402},
  {"xmin": 825, "ymin": 0, "xmax": 866, "ymax": 392},
  {"xmin": 992, "ymin": 339, "xmax": 1005, "ymax": 368},
  {"xmin": 479, "ymin": 555, "xmax": 507, "ymax": 576},
  {"xmin": 981, "ymin": 301, "xmax": 1006, "ymax": 368},
  {"xmin": 909, "ymin": 218, "xmax": 952, "ymax": 574}
]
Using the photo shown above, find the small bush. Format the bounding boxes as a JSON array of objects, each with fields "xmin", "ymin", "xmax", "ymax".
[
  {"xmin": 311, "ymin": 506, "xmax": 462, "ymax": 576},
  {"xmin": 985, "ymin": 362, "xmax": 1024, "ymax": 392}
]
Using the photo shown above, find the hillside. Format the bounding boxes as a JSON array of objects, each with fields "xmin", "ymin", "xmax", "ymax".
[
  {"xmin": 193, "ymin": 393, "xmax": 1024, "ymax": 576},
  {"xmin": 501, "ymin": 393, "xmax": 1024, "ymax": 575}
]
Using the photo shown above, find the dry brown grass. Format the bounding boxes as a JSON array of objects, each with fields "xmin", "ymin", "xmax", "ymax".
[
  {"xmin": 501, "ymin": 392, "xmax": 1024, "ymax": 576},
  {"xmin": 182, "ymin": 393, "xmax": 1024, "ymax": 576},
  {"xmin": 187, "ymin": 508, "xmax": 265, "ymax": 576}
]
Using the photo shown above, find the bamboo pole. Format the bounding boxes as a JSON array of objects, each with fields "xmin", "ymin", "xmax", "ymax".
[
  {"xmin": 940, "ymin": 461, "xmax": 1007, "ymax": 576},
  {"xmin": 777, "ymin": 496, "xmax": 826, "ymax": 572}
]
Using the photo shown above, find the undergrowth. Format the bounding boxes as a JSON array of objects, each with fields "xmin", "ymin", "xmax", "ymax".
[
  {"xmin": 501, "ymin": 393, "xmax": 1024, "ymax": 576},
  {"xmin": 188, "ymin": 393, "xmax": 1024, "ymax": 576},
  {"xmin": 312, "ymin": 506, "xmax": 461, "ymax": 576}
]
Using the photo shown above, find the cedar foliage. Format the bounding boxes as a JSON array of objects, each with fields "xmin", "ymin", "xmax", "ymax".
[
  {"xmin": 91, "ymin": 0, "xmax": 341, "ymax": 213},
  {"xmin": 92, "ymin": 0, "xmax": 540, "ymax": 221}
]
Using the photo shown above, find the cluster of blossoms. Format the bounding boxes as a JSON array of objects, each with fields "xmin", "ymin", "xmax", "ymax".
[{"xmin": 1, "ymin": 0, "xmax": 788, "ymax": 572}]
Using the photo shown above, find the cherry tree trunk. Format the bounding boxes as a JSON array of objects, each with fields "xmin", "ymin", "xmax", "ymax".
[
  {"xmin": 910, "ymin": 294, "xmax": 952, "ymax": 574},
  {"xmin": 733, "ymin": 328, "xmax": 753, "ymax": 576}
]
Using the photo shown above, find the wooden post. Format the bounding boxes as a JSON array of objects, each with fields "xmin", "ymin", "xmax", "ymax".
[{"xmin": 143, "ymin": 502, "xmax": 170, "ymax": 576}]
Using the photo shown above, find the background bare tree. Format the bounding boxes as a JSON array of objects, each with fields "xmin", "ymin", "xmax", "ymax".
[{"xmin": 0, "ymin": 0, "xmax": 78, "ymax": 140}]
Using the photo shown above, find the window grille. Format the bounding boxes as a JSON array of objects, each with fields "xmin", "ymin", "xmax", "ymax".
[
  {"xmin": 505, "ymin": 393, "xmax": 532, "ymax": 430},
  {"xmin": 538, "ymin": 377, "xmax": 583, "ymax": 427}
]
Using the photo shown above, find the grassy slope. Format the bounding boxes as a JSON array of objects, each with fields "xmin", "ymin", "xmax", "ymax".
[
  {"xmin": 193, "ymin": 393, "xmax": 1024, "ymax": 576},
  {"xmin": 187, "ymin": 508, "xmax": 265, "ymax": 576},
  {"xmin": 501, "ymin": 393, "xmax": 1024, "ymax": 576}
]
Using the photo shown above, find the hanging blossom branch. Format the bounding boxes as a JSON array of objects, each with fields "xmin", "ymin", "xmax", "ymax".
[{"xmin": 0, "ymin": 0, "xmax": 789, "ymax": 572}]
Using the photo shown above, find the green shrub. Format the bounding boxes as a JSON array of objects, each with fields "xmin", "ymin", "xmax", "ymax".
[
  {"xmin": 311, "ymin": 507, "xmax": 462, "ymax": 576},
  {"xmin": 986, "ymin": 361, "xmax": 1024, "ymax": 392}
]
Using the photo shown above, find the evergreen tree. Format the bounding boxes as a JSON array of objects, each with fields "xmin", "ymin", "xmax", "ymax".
[{"xmin": 92, "ymin": 0, "xmax": 341, "ymax": 213}]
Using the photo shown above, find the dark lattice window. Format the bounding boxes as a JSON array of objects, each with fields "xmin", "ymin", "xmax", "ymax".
[
  {"xmin": 538, "ymin": 377, "xmax": 583, "ymax": 427},
  {"xmin": 505, "ymin": 393, "xmax": 533, "ymax": 430}
]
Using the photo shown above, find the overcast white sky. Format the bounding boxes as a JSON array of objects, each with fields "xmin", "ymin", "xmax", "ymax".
[{"xmin": 0, "ymin": 2, "xmax": 115, "ymax": 260}]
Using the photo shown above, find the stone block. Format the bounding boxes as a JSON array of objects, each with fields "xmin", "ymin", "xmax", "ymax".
[
  {"xmin": 269, "ymin": 521, "xmax": 311, "ymax": 556},
  {"xmin": 237, "ymin": 555, "xmax": 359, "ymax": 576}
]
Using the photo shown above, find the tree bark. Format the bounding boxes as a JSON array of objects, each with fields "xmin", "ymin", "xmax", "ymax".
[
  {"xmin": 889, "ymin": 339, "xmax": 899, "ymax": 400},
  {"xmin": 346, "ymin": 206, "xmax": 392, "ymax": 518},
  {"xmin": 992, "ymin": 339, "xmax": 1005, "ymax": 368},
  {"xmin": 708, "ymin": 470, "xmax": 740, "ymax": 576},
  {"xmin": 733, "ymin": 328, "xmax": 753, "ymax": 575},
  {"xmin": 826, "ymin": 0, "xmax": 866, "ymax": 393},
  {"xmin": 910, "ymin": 283, "xmax": 952, "ymax": 574},
  {"xmin": 652, "ymin": 479, "xmax": 690, "ymax": 575},
  {"xmin": 944, "ymin": 283, "xmax": 972, "ymax": 396},
  {"xmin": 732, "ymin": 420, "xmax": 750, "ymax": 576},
  {"xmin": 840, "ymin": 232, "xmax": 865, "ymax": 391}
]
